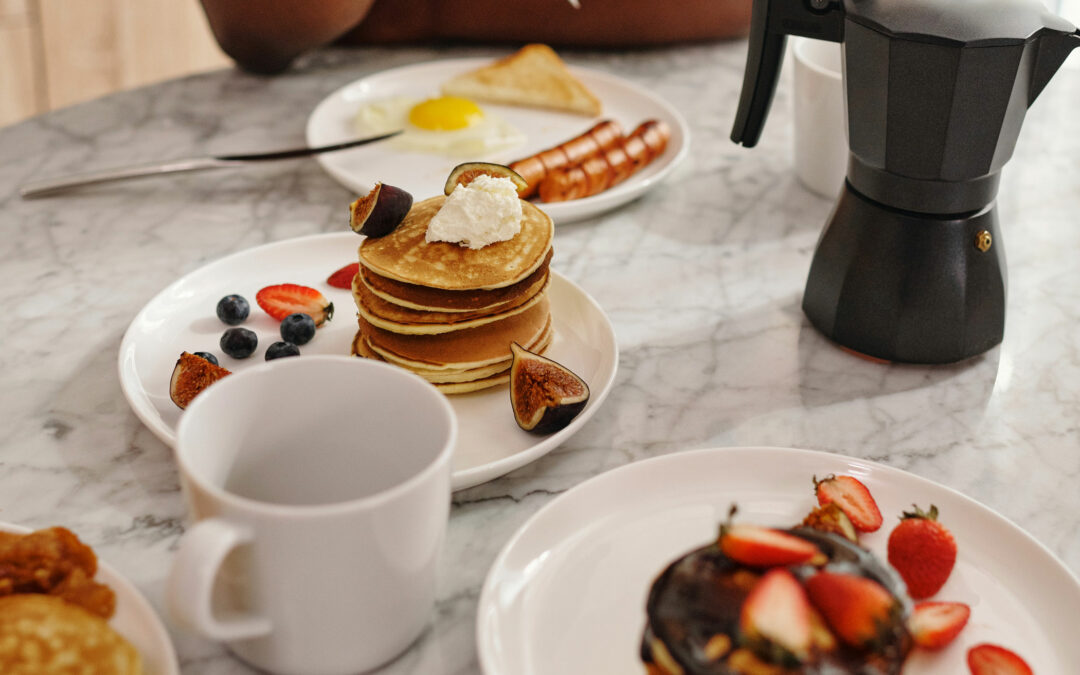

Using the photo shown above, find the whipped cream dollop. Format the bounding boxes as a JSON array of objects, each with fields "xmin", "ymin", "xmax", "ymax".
[{"xmin": 425, "ymin": 175, "xmax": 523, "ymax": 249}]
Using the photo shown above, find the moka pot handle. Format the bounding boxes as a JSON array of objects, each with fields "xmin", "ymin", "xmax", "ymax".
[{"xmin": 730, "ymin": 0, "xmax": 845, "ymax": 148}]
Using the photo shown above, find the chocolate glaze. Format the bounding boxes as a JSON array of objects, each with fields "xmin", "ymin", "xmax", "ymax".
[{"xmin": 641, "ymin": 528, "xmax": 913, "ymax": 674}]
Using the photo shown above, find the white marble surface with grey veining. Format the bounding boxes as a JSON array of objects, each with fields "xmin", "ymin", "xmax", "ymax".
[{"xmin": 0, "ymin": 41, "xmax": 1078, "ymax": 674}]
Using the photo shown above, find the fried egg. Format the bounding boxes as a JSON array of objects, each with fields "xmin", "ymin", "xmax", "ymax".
[{"xmin": 354, "ymin": 95, "xmax": 526, "ymax": 157}]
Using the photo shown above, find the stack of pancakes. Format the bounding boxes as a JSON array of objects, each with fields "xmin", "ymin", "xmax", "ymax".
[{"xmin": 351, "ymin": 195, "xmax": 554, "ymax": 394}]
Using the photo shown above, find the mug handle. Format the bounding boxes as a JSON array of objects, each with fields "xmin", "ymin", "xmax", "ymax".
[{"xmin": 166, "ymin": 518, "xmax": 273, "ymax": 641}]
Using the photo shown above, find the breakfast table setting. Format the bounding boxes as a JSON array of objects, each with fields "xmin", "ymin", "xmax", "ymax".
[{"xmin": 2, "ymin": 13, "xmax": 1080, "ymax": 675}]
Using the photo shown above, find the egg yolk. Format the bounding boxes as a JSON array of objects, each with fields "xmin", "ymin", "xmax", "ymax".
[{"xmin": 408, "ymin": 96, "xmax": 484, "ymax": 131}]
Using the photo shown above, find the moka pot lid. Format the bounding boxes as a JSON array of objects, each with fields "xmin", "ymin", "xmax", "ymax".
[{"xmin": 845, "ymin": 0, "xmax": 1076, "ymax": 45}]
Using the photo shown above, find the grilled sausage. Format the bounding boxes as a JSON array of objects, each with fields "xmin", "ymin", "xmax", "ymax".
[
  {"xmin": 537, "ymin": 119, "xmax": 671, "ymax": 203},
  {"xmin": 509, "ymin": 120, "xmax": 625, "ymax": 198}
]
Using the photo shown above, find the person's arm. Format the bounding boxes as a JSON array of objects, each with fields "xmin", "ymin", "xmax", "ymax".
[
  {"xmin": 388, "ymin": 0, "xmax": 753, "ymax": 47},
  {"xmin": 201, "ymin": 0, "xmax": 752, "ymax": 74},
  {"xmin": 198, "ymin": 0, "xmax": 381, "ymax": 74}
]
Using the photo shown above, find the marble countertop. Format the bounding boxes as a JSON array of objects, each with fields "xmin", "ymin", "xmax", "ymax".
[{"xmin": 1, "ymin": 41, "xmax": 1078, "ymax": 674}]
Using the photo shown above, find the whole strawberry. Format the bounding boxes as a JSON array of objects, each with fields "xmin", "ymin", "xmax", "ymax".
[{"xmin": 887, "ymin": 504, "xmax": 956, "ymax": 599}]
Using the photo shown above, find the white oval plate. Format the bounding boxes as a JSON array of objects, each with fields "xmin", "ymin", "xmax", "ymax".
[
  {"xmin": 0, "ymin": 523, "xmax": 179, "ymax": 675},
  {"xmin": 118, "ymin": 232, "xmax": 617, "ymax": 491},
  {"xmin": 477, "ymin": 446, "xmax": 1080, "ymax": 674},
  {"xmin": 305, "ymin": 57, "xmax": 689, "ymax": 224}
]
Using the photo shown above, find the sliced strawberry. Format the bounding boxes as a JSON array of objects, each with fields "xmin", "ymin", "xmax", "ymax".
[
  {"xmin": 805, "ymin": 571, "xmax": 898, "ymax": 648},
  {"xmin": 719, "ymin": 524, "xmax": 825, "ymax": 567},
  {"xmin": 256, "ymin": 284, "xmax": 334, "ymax": 325},
  {"xmin": 327, "ymin": 262, "xmax": 359, "ymax": 289},
  {"xmin": 909, "ymin": 601, "xmax": 970, "ymax": 650},
  {"xmin": 967, "ymin": 643, "xmax": 1034, "ymax": 675},
  {"xmin": 740, "ymin": 568, "xmax": 813, "ymax": 663},
  {"xmin": 813, "ymin": 474, "xmax": 883, "ymax": 532}
]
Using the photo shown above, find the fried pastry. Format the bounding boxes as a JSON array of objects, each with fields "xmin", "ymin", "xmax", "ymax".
[
  {"xmin": 0, "ymin": 594, "xmax": 141, "ymax": 674},
  {"xmin": 0, "ymin": 526, "xmax": 116, "ymax": 618}
]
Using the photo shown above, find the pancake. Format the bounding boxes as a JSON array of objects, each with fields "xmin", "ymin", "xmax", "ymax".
[
  {"xmin": 431, "ymin": 326, "xmax": 553, "ymax": 394},
  {"xmin": 354, "ymin": 268, "xmax": 548, "ymax": 326},
  {"xmin": 358, "ymin": 196, "xmax": 554, "ymax": 290},
  {"xmin": 357, "ymin": 321, "xmax": 552, "ymax": 381},
  {"xmin": 354, "ymin": 275, "xmax": 549, "ymax": 335},
  {"xmin": 0, "ymin": 594, "xmax": 142, "ymax": 674},
  {"xmin": 353, "ymin": 322, "xmax": 553, "ymax": 394},
  {"xmin": 358, "ymin": 248, "xmax": 552, "ymax": 313},
  {"xmin": 353, "ymin": 333, "xmax": 512, "ymax": 380},
  {"xmin": 358, "ymin": 296, "xmax": 550, "ymax": 371}
]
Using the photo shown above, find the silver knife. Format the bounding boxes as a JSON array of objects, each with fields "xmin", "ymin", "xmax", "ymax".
[{"xmin": 19, "ymin": 130, "xmax": 403, "ymax": 199}]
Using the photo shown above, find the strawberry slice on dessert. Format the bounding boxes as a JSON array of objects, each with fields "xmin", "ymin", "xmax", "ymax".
[
  {"xmin": 813, "ymin": 474, "xmax": 883, "ymax": 533},
  {"xmin": 719, "ymin": 524, "xmax": 826, "ymax": 567},
  {"xmin": 967, "ymin": 643, "xmax": 1034, "ymax": 675},
  {"xmin": 739, "ymin": 568, "xmax": 813, "ymax": 664},
  {"xmin": 909, "ymin": 601, "xmax": 970, "ymax": 650},
  {"xmin": 256, "ymin": 284, "xmax": 334, "ymax": 325},
  {"xmin": 805, "ymin": 571, "xmax": 901, "ymax": 649},
  {"xmin": 326, "ymin": 262, "xmax": 359, "ymax": 289}
]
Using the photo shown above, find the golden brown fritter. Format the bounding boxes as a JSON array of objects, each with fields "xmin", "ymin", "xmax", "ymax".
[
  {"xmin": 0, "ymin": 594, "xmax": 141, "ymax": 674},
  {"xmin": 0, "ymin": 527, "xmax": 116, "ymax": 618}
]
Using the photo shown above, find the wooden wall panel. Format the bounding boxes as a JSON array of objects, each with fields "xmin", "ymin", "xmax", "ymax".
[
  {"xmin": 2, "ymin": 0, "xmax": 230, "ymax": 125},
  {"xmin": 114, "ymin": 0, "xmax": 230, "ymax": 87},
  {"xmin": 0, "ymin": 0, "xmax": 45, "ymax": 126},
  {"xmin": 38, "ymin": 0, "xmax": 123, "ymax": 109}
]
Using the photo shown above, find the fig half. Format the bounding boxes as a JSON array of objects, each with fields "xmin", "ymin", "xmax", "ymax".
[
  {"xmin": 349, "ymin": 182, "xmax": 413, "ymax": 238},
  {"xmin": 444, "ymin": 162, "xmax": 528, "ymax": 196},
  {"xmin": 170, "ymin": 351, "xmax": 231, "ymax": 409},
  {"xmin": 509, "ymin": 342, "xmax": 589, "ymax": 434}
]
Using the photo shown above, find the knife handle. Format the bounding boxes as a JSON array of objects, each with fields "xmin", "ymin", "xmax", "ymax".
[{"xmin": 19, "ymin": 156, "xmax": 240, "ymax": 199}]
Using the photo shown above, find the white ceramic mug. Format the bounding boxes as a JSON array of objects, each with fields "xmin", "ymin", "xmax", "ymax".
[
  {"xmin": 792, "ymin": 37, "xmax": 848, "ymax": 198},
  {"xmin": 167, "ymin": 356, "xmax": 457, "ymax": 675}
]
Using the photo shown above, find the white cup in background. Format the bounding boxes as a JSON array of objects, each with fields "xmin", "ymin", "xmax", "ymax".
[
  {"xmin": 167, "ymin": 356, "xmax": 457, "ymax": 675},
  {"xmin": 792, "ymin": 37, "xmax": 848, "ymax": 198}
]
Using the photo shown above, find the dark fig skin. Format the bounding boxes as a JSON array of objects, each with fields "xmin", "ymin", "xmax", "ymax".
[
  {"xmin": 526, "ymin": 396, "xmax": 588, "ymax": 435},
  {"xmin": 444, "ymin": 162, "xmax": 528, "ymax": 196},
  {"xmin": 349, "ymin": 182, "xmax": 413, "ymax": 238},
  {"xmin": 509, "ymin": 342, "xmax": 590, "ymax": 434}
]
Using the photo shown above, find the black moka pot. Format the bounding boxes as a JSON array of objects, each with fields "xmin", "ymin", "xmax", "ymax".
[{"xmin": 731, "ymin": 0, "xmax": 1080, "ymax": 363}]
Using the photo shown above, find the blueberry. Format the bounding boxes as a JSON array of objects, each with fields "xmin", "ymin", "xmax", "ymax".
[
  {"xmin": 265, "ymin": 341, "xmax": 300, "ymax": 360},
  {"xmin": 216, "ymin": 295, "xmax": 250, "ymax": 326},
  {"xmin": 193, "ymin": 351, "xmax": 219, "ymax": 366},
  {"xmin": 220, "ymin": 327, "xmax": 258, "ymax": 358},
  {"xmin": 279, "ymin": 313, "xmax": 316, "ymax": 345}
]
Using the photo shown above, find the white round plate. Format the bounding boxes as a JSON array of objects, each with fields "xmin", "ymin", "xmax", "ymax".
[
  {"xmin": 305, "ymin": 57, "xmax": 689, "ymax": 224},
  {"xmin": 0, "ymin": 523, "xmax": 179, "ymax": 675},
  {"xmin": 477, "ymin": 446, "xmax": 1080, "ymax": 674},
  {"xmin": 118, "ymin": 232, "xmax": 617, "ymax": 491}
]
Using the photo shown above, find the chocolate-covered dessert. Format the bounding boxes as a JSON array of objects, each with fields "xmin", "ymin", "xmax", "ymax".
[{"xmin": 641, "ymin": 527, "xmax": 913, "ymax": 674}]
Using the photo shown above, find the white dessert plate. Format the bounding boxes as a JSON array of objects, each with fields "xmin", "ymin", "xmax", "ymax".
[
  {"xmin": 477, "ymin": 446, "xmax": 1080, "ymax": 674},
  {"xmin": 0, "ymin": 522, "xmax": 180, "ymax": 675},
  {"xmin": 305, "ymin": 57, "xmax": 689, "ymax": 224},
  {"xmin": 118, "ymin": 232, "xmax": 618, "ymax": 491}
]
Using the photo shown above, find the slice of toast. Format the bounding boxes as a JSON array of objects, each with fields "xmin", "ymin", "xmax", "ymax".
[{"xmin": 441, "ymin": 44, "xmax": 601, "ymax": 116}]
